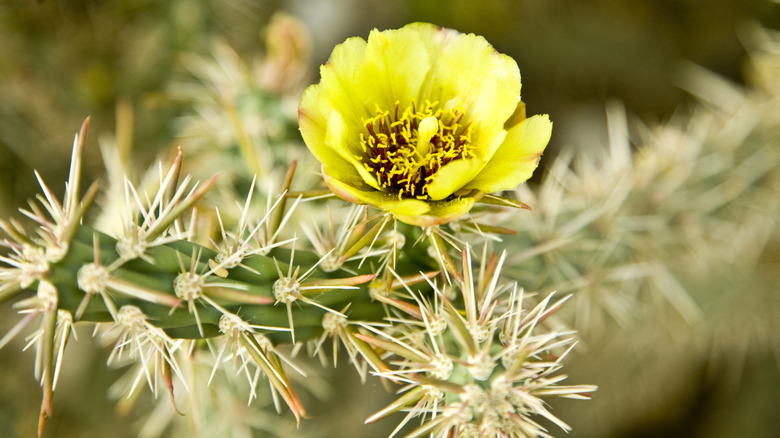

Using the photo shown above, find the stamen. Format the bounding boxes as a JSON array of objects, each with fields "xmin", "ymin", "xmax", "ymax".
[{"xmin": 357, "ymin": 100, "xmax": 474, "ymax": 200}]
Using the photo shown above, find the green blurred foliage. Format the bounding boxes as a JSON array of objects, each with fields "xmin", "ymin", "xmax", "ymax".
[{"xmin": 0, "ymin": 0, "xmax": 280, "ymax": 214}]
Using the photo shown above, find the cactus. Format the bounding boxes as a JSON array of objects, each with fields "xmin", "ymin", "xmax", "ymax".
[
  {"xmin": 3, "ymin": 13, "xmax": 780, "ymax": 438},
  {"xmin": 0, "ymin": 109, "xmax": 594, "ymax": 437}
]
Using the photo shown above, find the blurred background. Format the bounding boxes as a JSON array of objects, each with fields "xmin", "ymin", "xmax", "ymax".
[{"xmin": 1, "ymin": 1, "xmax": 779, "ymax": 437}]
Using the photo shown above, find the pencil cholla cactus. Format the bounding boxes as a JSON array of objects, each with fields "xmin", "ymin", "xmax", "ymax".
[
  {"xmin": 0, "ymin": 25, "xmax": 595, "ymax": 437},
  {"xmin": 0, "ymin": 23, "xmax": 612, "ymax": 437},
  {"xmin": 2, "ymin": 16, "xmax": 776, "ymax": 438},
  {"xmin": 361, "ymin": 247, "xmax": 594, "ymax": 437},
  {"xmin": 0, "ymin": 120, "xmax": 593, "ymax": 437}
]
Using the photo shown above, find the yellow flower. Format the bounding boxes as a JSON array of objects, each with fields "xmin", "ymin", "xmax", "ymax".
[{"xmin": 298, "ymin": 23, "xmax": 551, "ymax": 226}]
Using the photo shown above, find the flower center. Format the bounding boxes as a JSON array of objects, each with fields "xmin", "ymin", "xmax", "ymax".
[{"xmin": 358, "ymin": 100, "xmax": 474, "ymax": 200}]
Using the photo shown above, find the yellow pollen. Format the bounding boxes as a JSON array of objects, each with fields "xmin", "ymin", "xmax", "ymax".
[{"xmin": 358, "ymin": 100, "xmax": 475, "ymax": 200}]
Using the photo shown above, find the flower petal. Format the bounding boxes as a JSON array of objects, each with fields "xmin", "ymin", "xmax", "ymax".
[
  {"xmin": 464, "ymin": 114, "xmax": 552, "ymax": 193},
  {"xmin": 317, "ymin": 36, "xmax": 370, "ymax": 133},
  {"xmin": 325, "ymin": 111, "xmax": 381, "ymax": 190},
  {"xmin": 319, "ymin": 25, "xmax": 433, "ymax": 134},
  {"xmin": 426, "ymin": 129, "xmax": 507, "ymax": 201},
  {"xmin": 324, "ymin": 172, "xmax": 431, "ymax": 217},
  {"xmin": 354, "ymin": 26, "xmax": 432, "ymax": 111},
  {"xmin": 393, "ymin": 195, "xmax": 479, "ymax": 227},
  {"xmin": 427, "ymin": 33, "xmax": 521, "ymax": 160},
  {"xmin": 299, "ymin": 84, "xmax": 361, "ymax": 185}
]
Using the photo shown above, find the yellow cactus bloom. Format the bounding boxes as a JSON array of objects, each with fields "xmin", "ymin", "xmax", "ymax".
[{"xmin": 298, "ymin": 23, "xmax": 551, "ymax": 226}]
